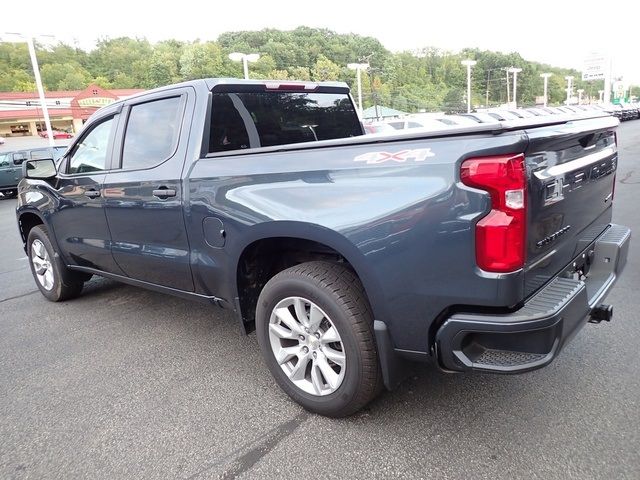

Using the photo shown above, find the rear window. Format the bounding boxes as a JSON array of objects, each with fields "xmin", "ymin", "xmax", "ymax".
[{"xmin": 208, "ymin": 91, "xmax": 362, "ymax": 153}]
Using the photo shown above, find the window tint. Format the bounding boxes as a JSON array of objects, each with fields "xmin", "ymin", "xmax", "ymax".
[
  {"xmin": 121, "ymin": 96, "xmax": 182, "ymax": 169},
  {"xmin": 209, "ymin": 91, "xmax": 362, "ymax": 153},
  {"xmin": 68, "ymin": 117, "xmax": 115, "ymax": 174}
]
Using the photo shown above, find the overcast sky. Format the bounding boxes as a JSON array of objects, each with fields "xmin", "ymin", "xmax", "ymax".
[{"xmin": 4, "ymin": 0, "xmax": 640, "ymax": 83}]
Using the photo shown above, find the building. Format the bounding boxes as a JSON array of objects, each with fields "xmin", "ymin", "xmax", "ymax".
[{"xmin": 0, "ymin": 84, "xmax": 144, "ymax": 137}]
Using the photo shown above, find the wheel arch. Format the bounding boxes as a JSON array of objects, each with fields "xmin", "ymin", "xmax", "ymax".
[{"xmin": 232, "ymin": 221, "xmax": 387, "ymax": 333}]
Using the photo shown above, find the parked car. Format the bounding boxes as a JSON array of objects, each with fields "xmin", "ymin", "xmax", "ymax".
[
  {"xmin": 363, "ymin": 122, "xmax": 397, "ymax": 134},
  {"xmin": 386, "ymin": 117, "xmax": 452, "ymax": 131},
  {"xmin": 39, "ymin": 130, "xmax": 73, "ymax": 139},
  {"xmin": 16, "ymin": 79, "xmax": 629, "ymax": 417},
  {"xmin": 0, "ymin": 146, "xmax": 67, "ymax": 198},
  {"xmin": 0, "ymin": 136, "xmax": 5, "ymax": 145},
  {"xmin": 461, "ymin": 112, "xmax": 501, "ymax": 123}
]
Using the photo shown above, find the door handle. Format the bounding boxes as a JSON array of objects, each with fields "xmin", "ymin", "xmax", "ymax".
[
  {"xmin": 153, "ymin": 186, "xmax": 177, "ymax": 199},
  {"xmin": 85, "ymin": 188, "xmax": 101, "ymax": 198}
]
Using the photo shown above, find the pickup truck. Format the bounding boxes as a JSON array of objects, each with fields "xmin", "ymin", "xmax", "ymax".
[{"xmin": 16, "ymin": 79, "xmax": 630, "ymax": 417}]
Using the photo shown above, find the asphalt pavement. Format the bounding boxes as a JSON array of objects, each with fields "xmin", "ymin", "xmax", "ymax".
[{"xmin": 1, "ymin": 123, "xmax": 639, "ymax": 479}]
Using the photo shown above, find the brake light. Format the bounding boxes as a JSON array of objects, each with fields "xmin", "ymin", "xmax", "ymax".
[
  {"xmin": 461, "ymin": 153, "xmax": 526, "ymax": 272},
  {"xmin": 264, "ymin": 82, "xmax": 318, "ymax": 91}
]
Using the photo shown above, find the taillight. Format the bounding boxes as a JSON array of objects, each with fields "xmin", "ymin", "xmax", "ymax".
[{"xmin": 461, "ymin": 153, "xmax": 526, "ymax": 273}]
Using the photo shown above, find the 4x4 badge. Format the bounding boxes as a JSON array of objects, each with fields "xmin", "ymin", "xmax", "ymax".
[{"xmin": 354, "ymin": 148, "xmax": 435, "ymax": 165}]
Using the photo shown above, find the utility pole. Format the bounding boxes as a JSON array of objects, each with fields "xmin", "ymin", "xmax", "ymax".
[
  {"xmin": 506, "ymin": 68, "xmax": 511, "ymax": 104},
  {"xmin": 3, "ymin": 33, "xmax": 54, "ymax": 145},
  {"xmin": 540, "ymin": 73, "xmax": 552, "ymax": 107},
  {"xmin": 347, "ymin": 62, "xmax": 369, "ymax": 116},
  {"xmin": 577, "ymin": 89, "xmax": 584, "ymax": 105},
  {"xmin": 461, "ymin": 60, "xmax": 477, "ymax": 113},
  {"xmin": 565, "ymin": 75, "xmax": 574, "ymax": 104},
  {"xmin": 485, "ymin": 69, "xmax": 491, "ymax": 107},
  {"xmin": 508, "ymin": 67, "xmax": 522, "ymax": 107}
]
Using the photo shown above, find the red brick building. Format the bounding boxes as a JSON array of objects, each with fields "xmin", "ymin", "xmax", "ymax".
[{"xmin": 0, "ymin": 84, "xmax": 143, "ymax": 137}]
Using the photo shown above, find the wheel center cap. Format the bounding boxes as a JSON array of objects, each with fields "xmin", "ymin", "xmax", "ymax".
[{"xmin": 308, "ymin": 337, "xmax": 319, "ymax": 350}]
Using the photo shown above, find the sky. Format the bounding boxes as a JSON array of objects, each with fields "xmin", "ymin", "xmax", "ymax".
[{"xmin": 4, "ymin": 0, "xmax": 640, "ymax": 83}]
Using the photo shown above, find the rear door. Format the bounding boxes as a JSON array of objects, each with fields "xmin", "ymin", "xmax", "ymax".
[
  {"xmin": 524, "ymin": 115, "xmax": 618, "ymax": 296},
  {"xmin": 102, "ymin": 88, "xmax": 195, "ymax": 291}
]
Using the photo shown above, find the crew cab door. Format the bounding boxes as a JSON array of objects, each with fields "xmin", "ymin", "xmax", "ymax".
[
  {"xmin": 102, "ymin": 88, "xmax": 194, "ymax": 291},
  {"xmin": 0, "ymin": 153, "xmax": 18, "ymax": 188},
  {"xmin": 49, "ymin": 113, "xmax": 124, "ymax": 273}
]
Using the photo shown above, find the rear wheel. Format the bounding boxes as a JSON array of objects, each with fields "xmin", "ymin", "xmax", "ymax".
[
  {"xmin": 27, "ymin": 225, "xmax": 86, "ymax": 302},
  {"xmin": 256, "ymin": 261, "xmax": 382, "ymax": 417}
]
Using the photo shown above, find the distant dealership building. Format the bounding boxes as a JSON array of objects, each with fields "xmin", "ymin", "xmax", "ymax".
[{"xmin": 0, "ymin": 84, "xmax": 143, "ymax": 137}]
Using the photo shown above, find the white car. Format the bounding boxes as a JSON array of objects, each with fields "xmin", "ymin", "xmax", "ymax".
[{"xmin": 0, "ymin": 136, "xmax": 5, "ymax": 145}]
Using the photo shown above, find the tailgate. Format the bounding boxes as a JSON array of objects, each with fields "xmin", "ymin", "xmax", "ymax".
[{"xmin": 524, "ymin": 115, "xmax": 619, "ymax": 297}]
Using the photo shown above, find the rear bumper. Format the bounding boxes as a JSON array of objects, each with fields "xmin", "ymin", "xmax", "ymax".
[{"xmin": 436, "ymin": 224, "xmax": 631, "ymax": 373}]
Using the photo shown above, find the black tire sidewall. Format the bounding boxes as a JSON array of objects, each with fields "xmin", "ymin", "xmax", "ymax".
[
  {"xmin": 256, "ymin": 272, "xmax": 368, "ymax": 416},
  {"xmin": 27, "ymin": 226, "xmax": 71, "ymax": 302}
]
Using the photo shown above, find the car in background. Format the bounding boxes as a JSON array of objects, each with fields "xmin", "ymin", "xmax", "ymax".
[
  {"xmin": 363, "ymin": 122, "xmax": 397, "ymax": 135},
  {"xmin": 482, "ymin": 110, "xmax": 522, "ymax": 121},
  {"xmin": 0, "ymin": 146, "xmax": 67, "ymax": 198},
  {"xmin": 461, "ymin": 112, "xmax": 501, "ymax": 123},
  {"xmin": 386, "ymin": 118, "xmax": 451, "ymax": 131},
  {"xmin": 39, "ymin": 130, "xmax": 73, "ymax": 139},
  {"xmin": 0, "ymin": 136, "xmax": 5, "ymax": 145}
]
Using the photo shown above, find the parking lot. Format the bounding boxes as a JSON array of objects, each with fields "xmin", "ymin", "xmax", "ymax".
[{"xmin": 1, "ymin": 122, "xmax": 639, "ymax": 479}]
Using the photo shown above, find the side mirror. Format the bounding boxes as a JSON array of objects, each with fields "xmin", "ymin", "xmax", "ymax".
[{"xmin": 23, "ymin": 158, "xmax": 57, "ymax": 179}]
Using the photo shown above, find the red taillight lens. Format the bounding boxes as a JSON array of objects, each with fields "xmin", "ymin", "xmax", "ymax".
[{"xmin": 461, "ymin": 153, "xmax": 526, "ymax": 272}]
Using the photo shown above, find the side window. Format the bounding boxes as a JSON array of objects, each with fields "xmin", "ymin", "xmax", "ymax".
[
  {"xmin": 30, "ymin": 149, "xmax": 52, "ymax": 160},
  {"xmin": 121, "ymin": 96, "xmax": 183, "ymax": 170},
  {"xmin": 13, "ymin": 152, "xmax": 27, "ymax": 165},
  {"xmin": 0, "ymin": 154, "xmax": 9, "ymax": 167},
  {"xmin": 68, "ymin": 117, "xmax": 115, "ymax": 175}
]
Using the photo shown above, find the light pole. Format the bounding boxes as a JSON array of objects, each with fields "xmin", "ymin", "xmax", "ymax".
[
  {"xmin": 565, "ymin": 75, "xmax": 574, "ymax": 104},
  {"xmin": 461, "ymin": 59, "xmax": 477, "ymax": 113},
  {"xmin": 228, "ymin": 52, "xmax": 260, "ymax": 80},
  {"xmin": 598, "ymin": 90, "xmax": 605, "ymax": 103},
  {"xmin": 577, "ymin": 88, "xmax": 584, "ymax": 105},
  {"xmin": 3, "ymin": 32, "xmax": 54, "ymax": 145},
  {"xmin": 540, "ymin": 73, "xmax": 552, "ymax": 107},
  {"xmin": 347, "ymin": 63, "xmax": 369, "ymax": 116},
  {"xmin": 508, "ymin": 67, "xmax": 522, "ymax": 107}
]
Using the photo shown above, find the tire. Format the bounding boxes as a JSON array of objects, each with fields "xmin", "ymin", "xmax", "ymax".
[
  {"xmin": 27, "ymin": 225, "xmax": 85, "ymax": 302},
  {"xmin": 256, "ymin": 261, "xmax": 382, "ymax": 417}
]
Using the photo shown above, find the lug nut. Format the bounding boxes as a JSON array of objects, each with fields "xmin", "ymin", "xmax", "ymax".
[
  {"xmin": 304, "ymin": 328, "xmax": 310, "ymax": 333},
  {"xmin": 315, "ymin": 332, "xmax": 321, "ymax": 339},
  {"xmin": 302, "ymin": 346, "xmax": 309, "ymax": 353},
  {"xmin": 299, "ymin": 335, "xmax": 305, "ymax": 341},
  {"xmin": 312, "ymin": 352, "xmax": 317, "ymax": 359}
]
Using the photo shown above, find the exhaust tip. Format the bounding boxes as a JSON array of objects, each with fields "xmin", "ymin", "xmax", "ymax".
[{"xmin": 590, "ymin": 304, "xmax": 613, "ymax": 324}]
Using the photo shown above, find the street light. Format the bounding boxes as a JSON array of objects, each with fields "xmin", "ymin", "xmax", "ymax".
[
  {"xmin": 540, "ymin": 73, "xmax": 552, "ymax": 107},
  {"xmin": 2, "ymin": 32, "xmax": 54, "ymax": 146},
  {"xmin": 461, "ymin": 60, "xmax": 477, "ymax": 113},
  {"xmin": 228, "ymin": 52, "xmax": 260, "ymax": 80},
  {"xmin": 565, "ymin": 75, "xmax": 574, "ymax": 104},
  {"xmin": 347, "ymin": 63, "xmax": 369, "ymax": 116},
  {"xmin": 508, "ymin": 67, "xmax": 522, "ymax": 107},
  {"xmin": 598, "ymin": 89, "xmax": 605, "ymax": 103},
  {"xmin": 577, "ymin": 88, "xmax": 584, "ymax": 105}
]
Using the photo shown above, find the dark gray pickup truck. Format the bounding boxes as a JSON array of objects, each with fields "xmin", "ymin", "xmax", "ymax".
[{"xmin": 16, "ymin": 79, "xmax": 630, "ymax": 417}]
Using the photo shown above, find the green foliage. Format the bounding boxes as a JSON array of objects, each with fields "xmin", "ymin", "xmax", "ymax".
[{"xmin": 0, "ymin": 28, "xmax": 633, "ymax": 111}]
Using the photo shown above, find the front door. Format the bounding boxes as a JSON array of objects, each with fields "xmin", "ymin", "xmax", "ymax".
[
  {"xmin": 102, "ymin": 89, "xmax": 194, "ymax": 291},
  {"xmin": 49, "ymin": 113, "xmax": 123, "ymax": 274}
]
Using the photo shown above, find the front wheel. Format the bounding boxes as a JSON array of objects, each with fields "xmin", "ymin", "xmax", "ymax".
[
  {"xmin": 27, "ymin": 225, "xmax": 85, "ymax": 301},
  {"xmin": 256, "ymin": 261, "xmax": 382, "ymax": 417}
]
